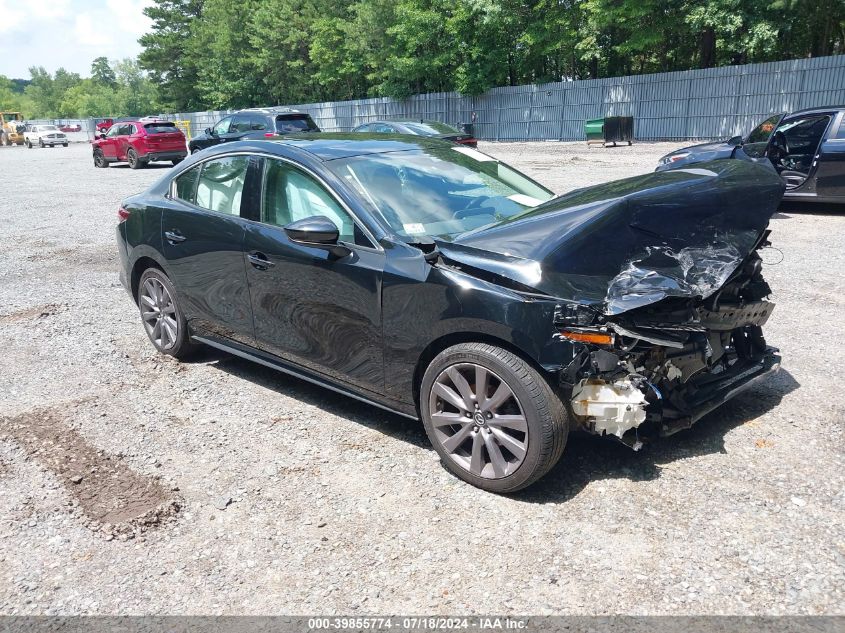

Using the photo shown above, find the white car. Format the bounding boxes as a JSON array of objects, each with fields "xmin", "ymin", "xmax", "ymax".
[{"xmin": 24, "ymin": 124, "xmax": 68, "ymax": 148}]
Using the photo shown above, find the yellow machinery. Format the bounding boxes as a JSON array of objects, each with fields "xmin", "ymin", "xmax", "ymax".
[{"xmin": 0, "ymin": 112, "xmax": 25, "ymax": 146}]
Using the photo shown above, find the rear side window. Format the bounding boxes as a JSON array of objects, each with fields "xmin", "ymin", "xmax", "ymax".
[
  {"xmin": 174, "ymin": 165, "xmax": 201, "ymax": 204},
  {"xmin": 835, "ymin": 116, "xmax": 845, "ymax": 139},
  {"xmin": 275, "ymin": 115, "xmax": 319, "ymax": 133},
  {"xmin": 250, "ymin": 115, "xmax": 268, "ymax": 131},
  {"xmin": 231, "ymin": 115, "xmax": 251, "ymax": 133},
  {"xmin": 144, "ymin": 122, "xmax": 178, "ymax": 134},
  {"xmin": 196, "ymin": 156, "xmax": 250, "ymax": 215}
]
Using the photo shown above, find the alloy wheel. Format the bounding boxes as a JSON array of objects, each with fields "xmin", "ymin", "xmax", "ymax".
[
  {"xmin": 428, "ymin": 363, "xmax": 528, "ymax": 479},
  {"xmin": 127, "ymin": 150, "xmax": 137, "ymax": 168},
  {"xmin": 140, "ymin": 277, "xmax": 179, "ymax": 350}
]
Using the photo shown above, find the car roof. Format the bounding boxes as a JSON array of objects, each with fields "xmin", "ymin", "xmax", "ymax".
[
  {"xmin": 786, "ymin": 105, "xmax": 845, "ymax": 117},
  {"xmin": 216, "ymin": 133, "xmax": 459, "ymax": 161},
  {"xmin": 235, "ymin": 107, "xmax": 305, "ymax": 116}
]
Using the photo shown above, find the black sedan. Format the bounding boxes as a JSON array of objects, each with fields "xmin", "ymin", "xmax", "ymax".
[
  {"xmin": 657, "ymin": 105, "xmax": 845, "ymax": 203},
  {"xmin": 117, "ymin": 135, "xmax": 784, "ymax": 492},
  {"xmin": 352, "ymin": 120, "xmax": 477, "ymax": 147}
]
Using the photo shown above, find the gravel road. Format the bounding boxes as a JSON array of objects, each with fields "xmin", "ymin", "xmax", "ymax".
[{"xmin": 1, "ymin": 141, "xmax": 843, "ymax": 615}]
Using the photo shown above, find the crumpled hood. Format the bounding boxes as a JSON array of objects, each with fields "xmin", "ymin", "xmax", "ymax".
[
  {"xmin": 655, "ymin": 140, "xmax": 738, "ymax": 171},
  {"xmin": 439, "ymin": 160, "xmax": 785, "ymax": 315}
]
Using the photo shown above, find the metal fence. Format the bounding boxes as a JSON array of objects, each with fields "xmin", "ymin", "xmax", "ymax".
[{"xmin": 166, "ymin": 55, "xmax": 845, "ymax": 142}]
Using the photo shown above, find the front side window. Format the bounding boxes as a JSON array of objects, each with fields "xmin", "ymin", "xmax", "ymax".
[
  {"xmin": 213, "ymin": 117, "xmax": 232, "ymax": 135},
  {"xmin": 327, "ymin": 146, "xmax": 554, "ymax": 239},
  {"xmin": 106, "ymin": 125, "xmax": 121, "ymax": 138},
  {"xmin": 374, "ymin": 124, "xmax": 395, "ymax": 134},
  {"xmin": 195, "ymin": 156, "xmax": 250, "ymax": 215},
  {"xmin": 262, "ymin": 159, "xmax": 359, "ymax": 243}
]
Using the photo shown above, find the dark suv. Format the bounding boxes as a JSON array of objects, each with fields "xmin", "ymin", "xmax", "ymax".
[{"xmin": 188, "ymin": 107, "xmax": 320, "ymax": 153}]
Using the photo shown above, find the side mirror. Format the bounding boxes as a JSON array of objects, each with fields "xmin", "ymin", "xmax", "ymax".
[
  {"xmin": 99, "ymin": 132, "xmax": 107, "ymax": 139},
  {"xmin": 284, "ymin": 216, "xmax": 350, "ymax": 258},
  {"xmin": 205, "ymin": 127, "xmax": 214, "ymax": 136},
  {"xmin": 727, "ymin": 135, "xmax": 742, "ymax": 146}
]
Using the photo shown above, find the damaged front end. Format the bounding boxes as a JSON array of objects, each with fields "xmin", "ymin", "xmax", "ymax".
[
  {"xmin": 558, "ymin": 236, "xmax": 780, "ymax": 447},
  {"xmin": 445, "ymin": 159, "xmax": 786, "ymax": 448}
]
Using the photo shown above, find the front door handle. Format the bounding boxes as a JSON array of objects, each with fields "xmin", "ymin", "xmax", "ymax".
[
  {"xmin": 164, "ymin": 230, "xmax": 186, "ymax": 244},
  {"xmin": 248, "ymin": 252, "xmax": 275, "ymax": 270}
]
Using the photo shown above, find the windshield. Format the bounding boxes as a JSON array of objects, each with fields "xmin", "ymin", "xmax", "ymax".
[
  {"xmin": 41, "ymin": 125, "xmax": 57, "ymax": 131},
  {"xmin": 275, "ymin": 115, "xmax": 319, "ymax": 133},
  {"xmin": 144, "ymin": 122, "xmax": 178, "ymax": 134},
  {"xmin": 403, "ymin": 121, "xmax": 460, "ymax": 136},
  {"xmin": 327, "ymin": 146, "xmax": 554, "ymax": 239}
]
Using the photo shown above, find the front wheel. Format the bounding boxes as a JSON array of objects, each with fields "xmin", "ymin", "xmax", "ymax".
[
  {"xmin": 420, "ymin": 343, "xmax": 568, "ymax": 493},
  {"xmin": 171, "ymin": 158, "xmax": 183, "ymax": 166},
  {"xmin": 26, "ymin": 139, "xmax": 32, "ymax": 148},
  {"xmin": 127, "ymin": 148, "xmax": 143, "ymax": 169},
  {"xmin": 62, "ymin": 143, "xmax": 68, "ymax": 147},
  {"xmin": 137, "ymin": 268, "xmax": 197, "ymax": 359},
  {"xmin": 39, "ymin": 139, "xmax": 44, "ymax": 148}
]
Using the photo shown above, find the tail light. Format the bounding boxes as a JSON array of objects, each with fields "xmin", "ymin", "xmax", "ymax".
[
  {"xmin": 264, "ymin": 132, "xmax": 275, "ymax": 137},
  {"xmin": 118, "ymin": 207, "xmax": 130, "ymax": 223}
]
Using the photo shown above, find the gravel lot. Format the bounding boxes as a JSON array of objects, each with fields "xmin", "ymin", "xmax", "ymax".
[{"xmin": 1, "ymin": 140, "xmax": 843, "ymax": 616}]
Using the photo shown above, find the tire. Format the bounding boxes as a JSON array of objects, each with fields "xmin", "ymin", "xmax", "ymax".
[
  {"xmin": 127, "ymin": 148, "xmax": 143, "ymax": 169},
  {"xmin": 93, "ymin": 150, "xmax": 108, "ymax": 168},
  {"xmin": 63, "ymin": 143, "xmax": 68, "ymax": 147},
  {"xmin": 171, "ymin": 158, "xmax": 183, "ymax": 166},
  {"xmin": 420, "ymin": 343, "xmax": 568, "ymax": 493},
  {"xmin": 39, "ymin": 139, "xmax": 44, "ymax": 148},
  {"xmin": 137, "ymin": 268, "xmax": 198, "ymax": 360},
  {"xmin": 26, "ymin": 139, "xmax": 32, "ymax": 149},
  {"xmin": 1, "ymin": 134, "xmax": 8, "ymax": 146}
]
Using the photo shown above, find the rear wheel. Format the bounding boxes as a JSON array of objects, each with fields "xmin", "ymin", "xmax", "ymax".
[
  {"xmin": 127, "ymin": 148, "xmax": 143, "ymax": 169},
  {"xmin": 93, "ymin": 150, "xmax": 108, "ymax": 168},
  {"xmin": 171, "ymin": 158, "xmax": 183, "ymax": 166},
  {"xmin": 420, "ymin": 343, "xmax": 568, "ymax": 493},
  {"xmin": 137, "ymin": 268, "xmax": 197, "ymax": 359},
  {"xmin": 62, "ymin": 143, "xmax": 68, "ymax": 147}
]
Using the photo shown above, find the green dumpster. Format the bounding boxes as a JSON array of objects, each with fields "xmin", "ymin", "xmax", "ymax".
[{"xmin": 585, "ymin": 116, "xmax": 634, "ymax": 146}]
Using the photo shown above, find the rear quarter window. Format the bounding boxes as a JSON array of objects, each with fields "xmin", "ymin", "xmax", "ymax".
[
  {"xmin": 275, "ymin": 115, "xmax": 319, "ymax": 133},
  {"xmin": 173, "ymin": 165, "xmax": 201, "ymax": 204}
]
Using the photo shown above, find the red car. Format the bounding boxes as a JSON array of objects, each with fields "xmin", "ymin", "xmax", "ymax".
[{"xmin": 92, "ymin": 119, "xmax": 187, "ymax": 169}]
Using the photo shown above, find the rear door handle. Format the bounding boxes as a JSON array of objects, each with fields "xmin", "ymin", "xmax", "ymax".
[
  {"xmin": 164, "ymin": 230, "xmax": 186, "ymax": 244},
  {"xmin": 248, "ymin": 252, "xmax": 275, "ymax": 270}
]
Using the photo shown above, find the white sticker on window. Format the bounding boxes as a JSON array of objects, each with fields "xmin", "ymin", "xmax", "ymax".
[
  {"xmin": 507, "ymin": 193, "xmax": 543, "ymax": 207},
  {"xmin": 403, "ymin": 223, "xmax": 426, "ymax": 235},
  {"xmin": 452, "ymin": 146, "xmax": 496, "ymax": 161}
]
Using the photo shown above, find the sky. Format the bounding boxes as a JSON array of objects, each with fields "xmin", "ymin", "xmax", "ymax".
[{"xmin": 0, "ymin": 0, "xmax": 153, "ymax": 79}]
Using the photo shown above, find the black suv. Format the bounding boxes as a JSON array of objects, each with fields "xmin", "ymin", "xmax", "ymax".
[{"xmin": 188, "ymin": 107, "xmax": 320, "ymax": 153}]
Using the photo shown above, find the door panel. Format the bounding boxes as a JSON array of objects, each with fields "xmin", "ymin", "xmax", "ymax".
[
  {"xmin": 244, "ymin": 224, "xmax": 384, "ymax": 391},
  {"xmin": 161, "ymin": 156, "xmax": 256, "ymax": 345},
  {"xmin": 243, "ymin": 158, "xmax": 385, "ymax": 391},
  {"xmin": 815, "ymin": 115, "xmax": 845, "ymax": 199}
]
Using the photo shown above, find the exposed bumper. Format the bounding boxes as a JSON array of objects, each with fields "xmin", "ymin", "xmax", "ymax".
[
  {"xmin": 661, "ymin": 347, "xmax": 781, "ymax": 436},
  {"xmin": 140, "ymin": 150, "xmax": 187, "ymax": 162}
]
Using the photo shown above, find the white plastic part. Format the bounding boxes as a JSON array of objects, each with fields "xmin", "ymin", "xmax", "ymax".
[{"xmin": 570, "ymin": 378, "xmax": 648, "ymax": 438}]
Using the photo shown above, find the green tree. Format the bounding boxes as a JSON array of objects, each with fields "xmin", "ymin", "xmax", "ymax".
[
  {"xmin": 90, "ymin": 56, "xmax": 117, "ymax": 86},
  {"xmin": 139, "ymin": 0, "xmax": 205, "ymax": 111}
]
